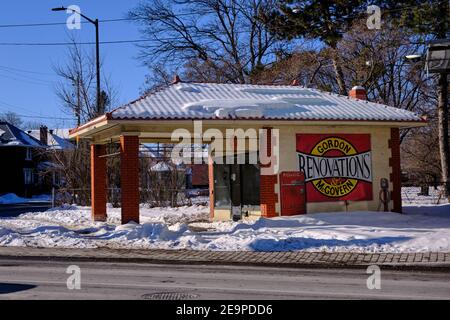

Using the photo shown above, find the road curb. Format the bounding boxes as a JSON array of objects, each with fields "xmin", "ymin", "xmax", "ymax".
[
  {"xmin": 1, "ymin": 255, "xmax": 449, "ymax": 272},
  {"xmin": 0, "ymin": 248, "xmax": 449, "ymax": 272}
]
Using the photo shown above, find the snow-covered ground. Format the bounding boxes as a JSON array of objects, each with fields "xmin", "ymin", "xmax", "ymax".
[
  {"xmin": 0, "ymin": 188, "xmax": 448, "ymax": 253},
  {"xmin": 402, "ymin": 187, "xmax": 448, "ymax": 206}
]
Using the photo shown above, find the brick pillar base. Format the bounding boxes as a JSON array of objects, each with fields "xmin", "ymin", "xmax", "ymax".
[
  {"xmin": 120, "ymin": 135, "xmax": 140, "ymax": 224},
  {"xmin": 389, "ymin": 128, "xmax": 402, "ymax": 213},
  {"xmin": 260, "ymin": 127, "xmax": 279, "ymax": 218},
  {"xmin": 91, "ymin": 144, "xmax": 107, "ymax": 221},
  {"xmin": 260, "ymin": 174, "xmax": 279, "ymax": 217}
]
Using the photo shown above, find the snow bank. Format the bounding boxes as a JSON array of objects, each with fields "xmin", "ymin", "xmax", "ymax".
[
  {"xmin": 0, "ymin": 187, "xmax": 448, "ymax": 252},
  {"xmin": 0, "ymin": 194, "xmax": 51, "ymax": 205},
  {"xmin": 0, "ymin": 203, "xmax": 449, "ymax": 253},
  {"xmin": 0, "ymin": 194, "xmax": 26, "ymax": 204}
]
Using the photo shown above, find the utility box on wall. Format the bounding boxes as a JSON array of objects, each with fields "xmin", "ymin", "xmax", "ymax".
[{"xmin": 280, "ymin": 172, "xmax": 306, "ymax": 216}]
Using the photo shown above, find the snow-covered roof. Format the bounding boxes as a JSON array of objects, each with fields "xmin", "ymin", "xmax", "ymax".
[
  {"xmin": 150, "ymin": 162, "xmax": 185, "ymax": 172},
  {"xmin": 0, "ymin": 122, "xmax": 44, "ymax": 148},
  {"xmin": 28, "ymin": 129, "xmax": 74, "ymax": 150},
  {"xmin": 139, "ymin": 144, "xmax": 163, "ymax": 158},
  {"xmin": 109, "ymin": 83, "xmax": 424, "ymax": 122}
]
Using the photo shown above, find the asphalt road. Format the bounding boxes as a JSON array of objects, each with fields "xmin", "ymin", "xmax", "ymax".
[
  {"xmin": 0, "ymin": 258, "xmax": 448, "ymax": 300},
  {"xmin": 0, "ymin": 203, "xmax": 51, "ymax": 218}
]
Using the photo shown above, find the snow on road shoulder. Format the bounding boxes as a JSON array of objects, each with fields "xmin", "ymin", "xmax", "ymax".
[
  {"xmin": 0, "ymin": 201, "xmax": 449, "ymax": 253},
  {"xmin": 0, "ymin": 193, "xmax": 51, "ymax": 205}
]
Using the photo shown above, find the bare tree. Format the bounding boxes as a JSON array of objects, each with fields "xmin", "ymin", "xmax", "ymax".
[
  {"xmin": 338, "ymin": 21, "xmax": 434, "ymax": 120},
  {"xmin": 129, "ymin": 0, "xmax": 283, "ymax": 89},
  {"xmin": 44, "ymin": 141, "xmax": 91, "ymax": 206},
  {"xmin": 402, "ymin": 113, "xmax": 441, "ymax": 191},
  {"xmin": 0, "ymin": 111, "xmax": 23, "ymax": 128},
  {"xmin": 54, "ymin": 38, "xmax": 116, "ymax": 125}
]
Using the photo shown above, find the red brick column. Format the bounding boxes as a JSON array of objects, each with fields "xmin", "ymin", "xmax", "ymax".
[
  {"xmin": 260, "ymin": 127, "xmax": 279, "ymax": 218},
  {"xmin": 90, "ymin": 144, "xmax": 107, "ymax": 221},
  {"xmin": 260, "ymin": 175, "xmax": 279, "ymax": 217},
  {"xmin": 120, "ymin": 135, "xmax": 140, "ymax": 224},
  {"xmin": 389, "ymin": 128, "xmax": 402, "ymax": 213}
]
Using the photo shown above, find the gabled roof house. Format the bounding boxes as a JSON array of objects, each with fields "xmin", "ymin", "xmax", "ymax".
[{"xmin": 0, "ymin": 122, "xmax": 45, "ymax": 197}]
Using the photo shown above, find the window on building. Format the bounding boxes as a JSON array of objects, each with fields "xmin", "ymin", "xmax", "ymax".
[
  {"xmin": 53, "ymin": 171, "xmax": 62, "ymax": 186},
  {"xmin": 24, "ymin": 168, "xmax": 34, "ymax": 185},
  {"xmin": 25, "ymin": 148, "xmax": 33, "ymax": 161}
]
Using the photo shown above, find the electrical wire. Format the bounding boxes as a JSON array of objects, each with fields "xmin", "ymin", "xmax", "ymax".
[
  {"xmin": 0, "ymin": 11, "xmax": 217, "ymax": 28},
  {"xmin": 0, "ymin": 103, "xmax": 73, "ymax": 121},
  {"xmin": 0, "ymin": 39, "xmax": 160, "ymax": 46},
  {"xmin": 0, "ymin": 0, "xmax": 445, "ymax": 47},
  {"xmin": 0, "ymin": 64, "xmax": 57, "ymax": 76}
]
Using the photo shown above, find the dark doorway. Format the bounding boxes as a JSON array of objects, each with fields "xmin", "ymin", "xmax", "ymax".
[{"xmin": 213, "ymin": 155, "xmax": 260, "ymax": 218}]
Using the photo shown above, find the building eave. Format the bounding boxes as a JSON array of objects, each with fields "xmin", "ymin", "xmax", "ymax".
[{"xmin": 69, "ymin": 117, "xmax": 427, "ymax": 141}]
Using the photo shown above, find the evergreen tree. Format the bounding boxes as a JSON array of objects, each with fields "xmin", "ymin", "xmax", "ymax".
[{"xmin": 262, "ymin": 0, "xmax": 369, "ymax": 94}]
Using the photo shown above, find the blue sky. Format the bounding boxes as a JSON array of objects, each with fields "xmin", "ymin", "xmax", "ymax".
[{"xmin": 0, "ymin": 0, "xmax": 148, "ymax": 129}]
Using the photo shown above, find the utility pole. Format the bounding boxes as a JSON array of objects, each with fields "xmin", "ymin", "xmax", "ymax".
[
  {"xmin": 76, "ymin": 76, "xmax": 81, "ymax": 127},
  {"xmin": 436, "ymin": 0, "xmax": 450, "ymax": 201},
  {"xmin": 437, "ymin": 72, "xmax": 449, "ymax": 200}
]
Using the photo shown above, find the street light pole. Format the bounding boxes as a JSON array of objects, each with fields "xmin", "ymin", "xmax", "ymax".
[{"xmin": 52, "ymin": 7, "xmax": 102, "ymax": 117}]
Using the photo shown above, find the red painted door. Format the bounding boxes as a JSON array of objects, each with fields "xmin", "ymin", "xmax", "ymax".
[{"xmin": 280, "ymin": 172, "xmax": 306, "ymax": 216}]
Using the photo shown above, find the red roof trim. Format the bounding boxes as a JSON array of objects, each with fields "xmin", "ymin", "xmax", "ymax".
[{"xmin": 69, "ymin": 113, "xmax": 112, "ymax": 135}]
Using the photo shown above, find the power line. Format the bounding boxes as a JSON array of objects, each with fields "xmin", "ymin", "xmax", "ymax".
[
  {"xmin": 0, "ymin": 0, "xmax": 444, "ymax": 30},
  {"xmin": 0, "ymin": 103, "xmax": 74, "ymax": 121},
  {"xmin": 0, "ymin": 100, "xmax": 43, "ymax": 116},
  {"xmin": 0, "ymin": 18, "xmax": 131, "ymax": 28},
  {"xmin": 0, "ymin": 11, "xmax": 217, "ymax": 29},
  {"xmin": 17, "ymin": 114, "xmax": 74, "ymax": 121},
  {"xmin": 0, "ymin": 73, "xmax": 54, "ymax": 87},
  {"xmin": 0, "ymin": 39, "xmax": 159, "ymax": 46},
  {"xmin": 0, "ymin": 64, "xmax": 56, "ymax": 76},
  {"xmin": 0, "ymin": 68, "xmax": 56, "ymax": 84},
  {"xmin": 0, "ymin": 0, "xmax": 444, "ymax": 47}
]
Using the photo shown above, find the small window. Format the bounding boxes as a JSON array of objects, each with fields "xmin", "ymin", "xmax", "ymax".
[
  {"xmin": 25, "ymin": 148, "xmax": 33, "ymax": 161},
  {"xmin": 53, "ymin": 171, "xmax": 62, "ymax": 186},
  {"xmin": 24, "ymin": 168, "xmax": 34, "ymax": 185}
]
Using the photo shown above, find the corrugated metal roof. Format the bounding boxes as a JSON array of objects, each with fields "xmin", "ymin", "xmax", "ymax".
[{"xmin": 110, "ymin": 83, "xmax": 423, "ymax": 122}]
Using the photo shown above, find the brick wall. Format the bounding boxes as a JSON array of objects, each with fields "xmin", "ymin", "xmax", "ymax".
[
  {"xmin": 260, "ymin": 174, "xmax": 279, "ymax": 217},
  {"xmin": 120, "ymin": 135, "xmax": 140, "ymax": 224},
  {"xmin": 90, "ymin": 144, "xmax": 107, "ymax": 221},
  {"xmin": 389, "ymin": 128, "xmax": 402, "ymax": 213}
]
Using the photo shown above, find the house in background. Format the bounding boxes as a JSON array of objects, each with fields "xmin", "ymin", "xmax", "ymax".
[
  {"xmin": 140, "ymin": 143, "xmax": 209, "ymax": 190},
  {"xmin": 0, "ymin": 123, "xmax": 74, "ymax": 199},
  {"xmin": 27, "ymin": 126, "xmax": 75, "ymax": 190},
  {"xmin": 0, "ymin": 122, "xmax": 45, "ymax": 198},
  {"xmin": 27, "ymin": 126, "xmax": 74, "ymax": 151}
]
